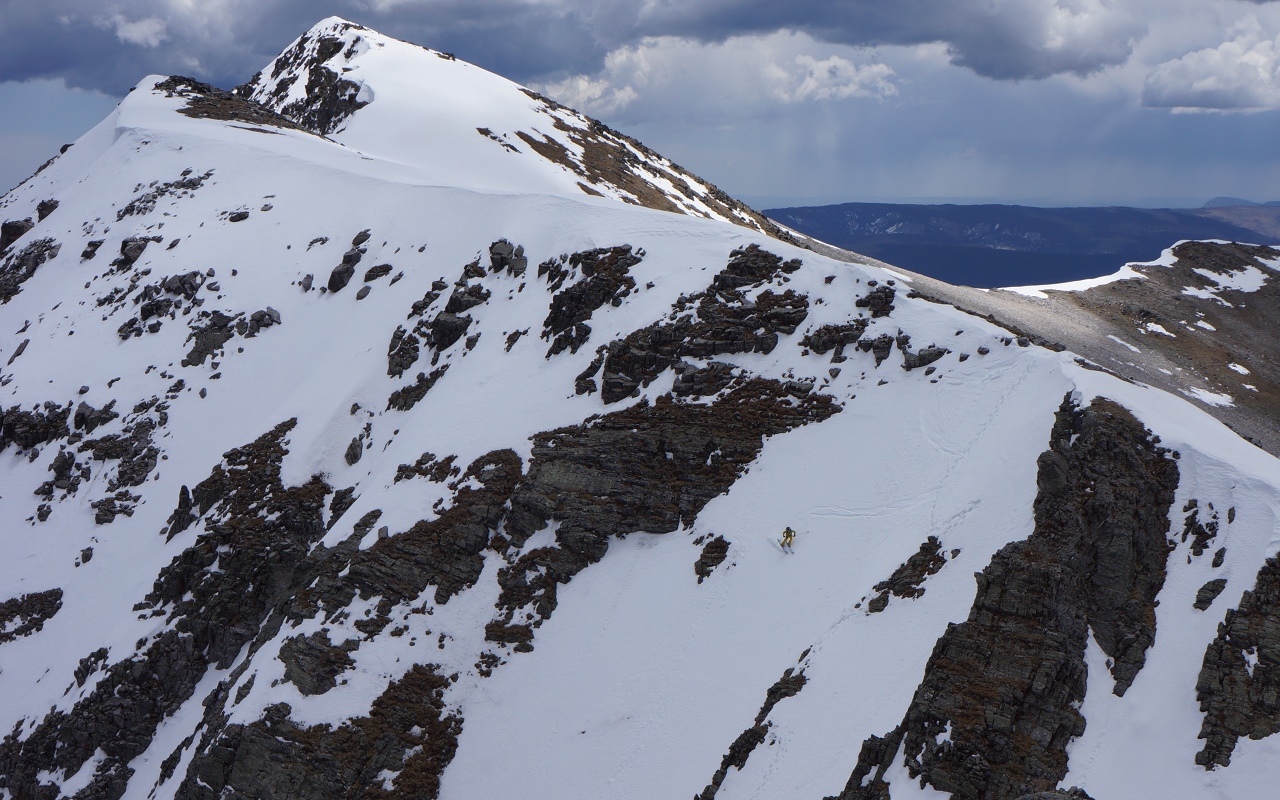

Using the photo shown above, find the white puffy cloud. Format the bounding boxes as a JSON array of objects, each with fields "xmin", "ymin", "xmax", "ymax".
[
  {"xmin": 99, "ymin": 14, "xmax": 169, "ymax": 48},
  {"xmin": 1143, "ymin": 19, "xmax": 1280, "ymax": 110},
  {"xmin": 541, "ymin": 74, "xmax": 638, "ymax": 115},
  {"xmin": 792, "ymin": 55, "xmax": 896, "ymax": 100},
  {"xmin": 537, "ymin": 31, "xmax": 896, "ymax": 119}
]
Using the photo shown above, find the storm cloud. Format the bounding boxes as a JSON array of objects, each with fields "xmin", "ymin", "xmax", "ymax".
[{"xmin": 0, "ymin": 0, "xmax": 1192, "ymax": 94}]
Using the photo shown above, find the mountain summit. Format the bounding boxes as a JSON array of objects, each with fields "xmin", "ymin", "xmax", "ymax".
[
  {"xmin": 235, "ymin": 18, "xmax": 787, "ymax": 236},
  {"xmin": 1, "ymin": 18, "xmax": 1279, "ymax": 800}
]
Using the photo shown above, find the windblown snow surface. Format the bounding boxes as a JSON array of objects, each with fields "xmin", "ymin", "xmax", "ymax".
[{"xmin": 0, "ymin": 18, "xmax": 1277, "ymax": 800}]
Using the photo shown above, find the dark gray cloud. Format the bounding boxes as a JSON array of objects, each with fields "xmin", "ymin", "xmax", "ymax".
[
  {"xmin": 0, "ymin": 2, "xmax": 609, "ymax": 94},
  {"xmin": 629, "ymin": 0, "xmax": 1146, "ymax": 80},
  {"xmin": 0, "ymin": 0, "xmax": 1150, "ymax": 97}
]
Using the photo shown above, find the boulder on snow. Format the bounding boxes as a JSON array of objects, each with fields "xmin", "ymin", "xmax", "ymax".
[
  {"xmin": 0, "ymin": 219, "xmax": 34, "ymax": 252},
  {"xmin": 328, "ymin": 247, "xmax": 364, "ymax": 291}
]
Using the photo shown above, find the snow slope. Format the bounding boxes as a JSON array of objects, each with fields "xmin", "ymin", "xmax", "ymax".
[
  {"xmin": 0, "ymin": 19, "xmax": 1278, "ymax": 800},
  {"xmin": 239, "ymin": 18, "xmax": 783, "ymax": 235}
]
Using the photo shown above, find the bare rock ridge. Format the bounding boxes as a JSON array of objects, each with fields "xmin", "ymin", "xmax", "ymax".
[
  {"xmin": 175, "ymin": 665, "xmax": 461, "ymax": 800},
  {"xmin": 698, "ymin": 664, "xmax": 809, "ymax": 799},
  {"xmin": 831, "ymin": 396, "xmax": 1178, "ymax": 800},
  {"xmin": 574, "ymin": 244, "xmax": 808, "ymax": 403},
  {"xmin": 514, "ymin": 88, "xmax": 795, "ymax": 240},
  {"xmin": 1195, "ymin": 554, "xmax": 1280, "ymax": 768},
  {"xmin": 0, "ymin": 589, "xmax": 64, "ymax": 645},
  {"xmin": 899, "ymin": 240, "xmax": 1280, "ymax": 455},
  {"xmin": 234, "ymin": 20, "xmax": 370, "ymax": 135},
  {"xmin": 153, "ymin": 77, "xmax": 308, "ymax": 133}
]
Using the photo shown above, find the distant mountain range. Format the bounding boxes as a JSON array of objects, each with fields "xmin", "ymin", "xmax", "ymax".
[{"xmin": 765, "ymin": 202, "xmax": 1280, "ymax": 287}]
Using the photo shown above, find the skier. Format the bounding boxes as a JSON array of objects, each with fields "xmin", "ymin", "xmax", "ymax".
[{"xmin": 781, "ymin": 527, "xmax": 796, "ymax": 551}]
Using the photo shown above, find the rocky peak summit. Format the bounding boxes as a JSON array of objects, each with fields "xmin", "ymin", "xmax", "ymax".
[{"xmin": 236, "ymin": 17, "xmax": 789, "ymax": 238}]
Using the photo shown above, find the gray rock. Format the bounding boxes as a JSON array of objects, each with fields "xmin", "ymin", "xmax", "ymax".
[
  {"xmin": 278, "ymin": 631, "xmax": 357, "ymax": 696},
  {"xmin": 1195, "ymin": 555, "xmax": 1280, "ymax": 767},
  {"xmin": 344, "ymin": 437, "xmax": 363, "ymax": 465},
  {"xmin": 0, "ymin": 218, "xmax": 34, "ymax": 252},
  {"xmin": 328, "ymin": 262, "xmax": 355, "ymax": 292},
  {"xmin": 855, "ymin": 284, "xmax": 895, "ymax": 318},
  {"xmin": 694, "ymin": 535, "xmax": 730, "ymax": 584},
  {"xmin": 81, "ymin": 239, "xmax": 104, "ymax": 260},
  {"xmin": 1, "ymin": 238, "xmax": 61, "ymax": 303},
  {"xmin": 429, "ymin": 312, "xmax": 472, "ymax": 352},
  {"xmin": 387, "ymin": 365, "xmax": 450, "ymax": 412},
  {"xmin": 542, "ymin": 245, "xmax": 640, "ymax": 351},
  {"xmin": 697, "ymin": 667, "xmax": 807, "ymax": 799},
  {"xmin": 1194, "ymin": 578, "xmax": 1228, "ymax": 610},
  {"xmin": 857, "ymin": 334, "xmax": 895, "ymax": 366},
  {"xmin": 120, "ymin": 237, "xmax": 149, "ymax": 264},
  {"xmin": 0, "ymin": 588, "xmax": 63, "ymax": 644},
  {"xmin": 587, "ymin": 252, "xmax": 810, "ymax": 403},
  {"xmin": 866, "ymin": 536, "xmax": 948, "ymax": 613},
  {"xmin": 489, "ymin": 239, "xmax": 528, "ymax": 276},
  {"xmin": 328, "ymin": 246, "xmax": 364, "ymax": 292}
]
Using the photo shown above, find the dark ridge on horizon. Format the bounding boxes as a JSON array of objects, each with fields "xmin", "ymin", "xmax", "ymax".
[{"xmin": 765, "ymin": 201, "xmax": 1280, "ymax": 288}]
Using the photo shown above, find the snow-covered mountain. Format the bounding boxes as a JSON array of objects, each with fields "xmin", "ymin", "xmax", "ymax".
[
  {"xmin": 233, "ymin": 18, "xmax": 789, "ymax": 238},
  {"xmin": 1, "ymin": 17, "xmax": 1279, "ymax": 800}
]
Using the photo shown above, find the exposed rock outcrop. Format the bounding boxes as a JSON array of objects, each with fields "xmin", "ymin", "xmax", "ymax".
[
  {"xmin": 235, "ymin": 22, "xmax": 371, "ymax": 135},
  {"xmin": 801, "ymin": 321, "xmax": 869, "ymax": 362},
  {"xmin": 581, "ymin": 247, "xmax": 810, "ymax": 403},
  {"xmin": 0, "ymin": 588, "xmax": 64, "ymax": 645},
  {"xmin": 1194, "ymin": 579, "xmax": 1228, "ymax": 611},
  {"xmin": 295, "ymin": 449, "xmax": 523, "ymax": 616},
  {"xmin": 387, "ymin": 365, "xmax": 450, "ymax": 411},
  {"xmin": 1, "ymin": 401, "xmax": 71, "ymax": 452},
  {"xmin": 155, "ymin": 76, "xmax": 307, "ymax": 131},
  {"xmin": 1195, "ymin": 555, "xmax": 1280, "ymax": 768},
  {"xmin": 830, "ymin": 396, "xmax": 1178, "ymax": 800},
  {"xmin": 493, "ymin": 380, "xmax": 839, "ymax": 641},
  {"xmin": 176, "ymin": 665, "xmax": 460, "ymax": 800},
  {"xmin": 0, "ymin": 421, "xmax": 334, "ymax": 800},
  {"xmin": 0, "ymin": 218, "xmax": 34, "ymax": 252},
  {"xmin": 698, "ymin": 666, "xmax": 808, "ymax": 799},
  {"xmin": 278, "ymin": 630, "xmax": 358, "ymax": 695},
  {"xmin": 866, "ymin": 536, "xmax": 949, "ymax": 613},
  {"xmin": 695, "ymin": 535, "xmax": 731, "ymax": 583},
  {"xmin": 855, "ymin": 283, "xmax": 895, "ymax": 318},
  {"xmin": 0, "ymin": 237, "xmax": 59, "ymax": 303},
  {"xmin": 540, "ymin": 245, "xmax": 642, "ymax": 356}
]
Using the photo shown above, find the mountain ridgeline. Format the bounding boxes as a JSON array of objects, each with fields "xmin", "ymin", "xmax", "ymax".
[
  {"xmin": 1, "ymin": 16, "xmax": 1280, "ymax": 800},
  {"xmin": 766, "ymin": 201, "xmax": 1280, "ymax": 287}
]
